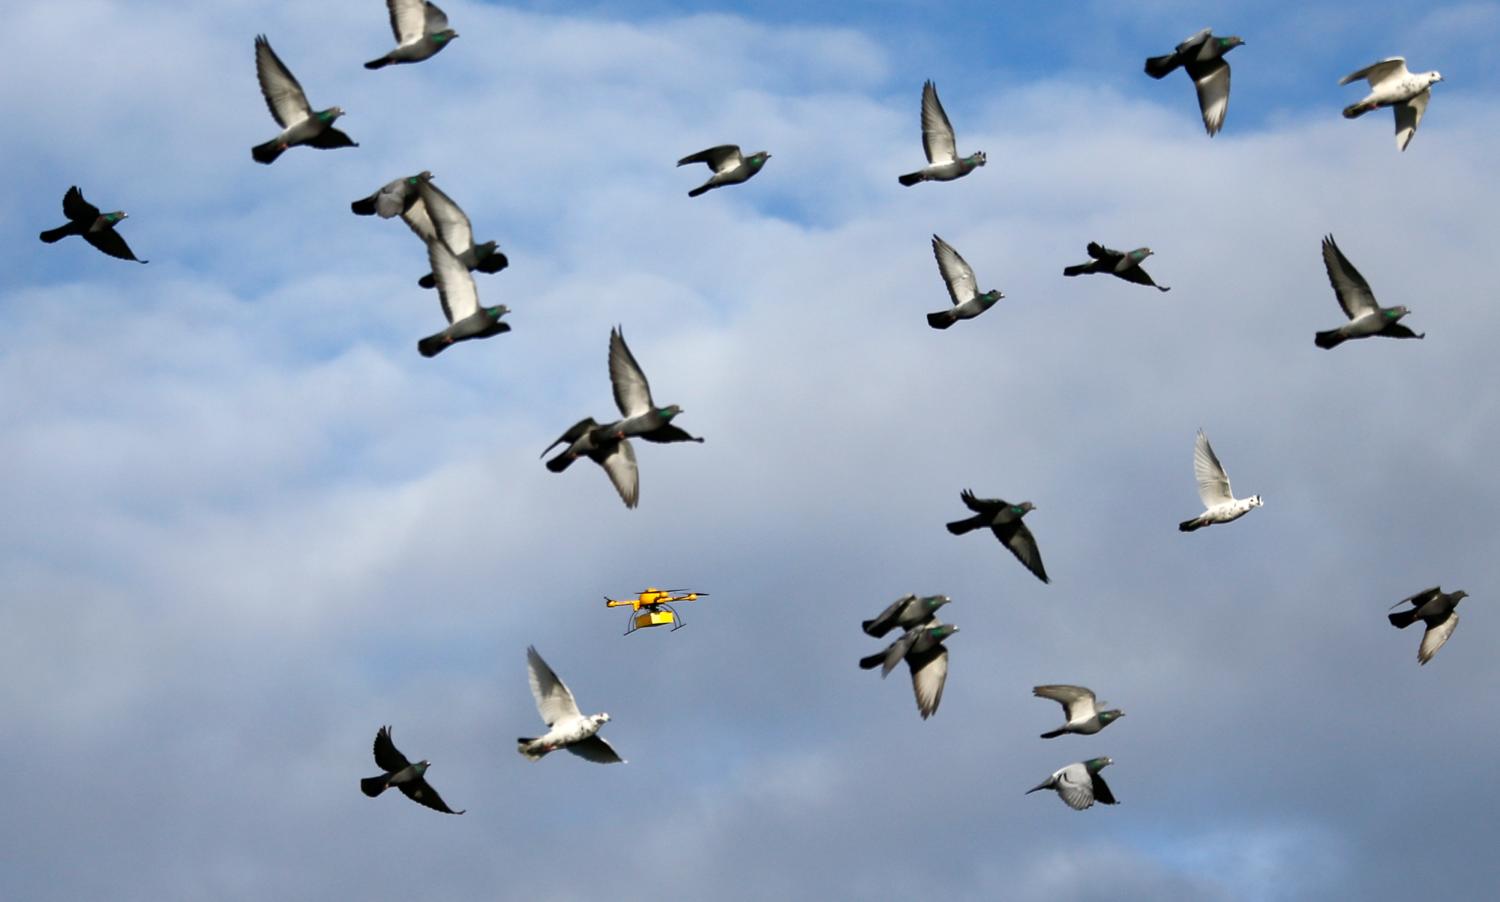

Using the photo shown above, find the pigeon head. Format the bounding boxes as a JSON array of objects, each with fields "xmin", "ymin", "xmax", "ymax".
[
  {"xmin": 1249, "ymin": 494, "xmax": 1264, "ymax": 508},
  {"xmin": 412, "ymin": 760, "xmax": 430, "ymax": 775},
  {"xmin": 593, "ymin": 713, "xmax": 612, "ymax": 727},
  {"xmin": 1217, "ymin": 36, "xmax": 1245, "ymax": 50},
  {"xmin": 1084, "ymin": 756, "xmax": 1113, "ymax": 772},
  {"xmin": 1384, "ymin": 306, "xmax": 1411, "ymax": 320},
  {"xmin": 1427, "ymin": 71, "xmax": 1444, "ymax": 85},
  {"xmin": 656, "ymin": 404, "xmax": 683, "ymax": 420},
  {"xmin": 979, "ymin": 289, "xmax": 1004, "ymax": 307},
  {"xmin": 103, "ymin": 212, "xmax": 127, "ymax": 224},
  {"xmin": 1009, "ymin": 502, "xmax": 1036, "ymax": 515},
  {"xmin": 432, "ymin": 30, "xmax": 458, "ymax": 44},
  {"xmin": 930, "ymin": 624, "xmax": 959, "ymax": 640},
  {"xmin": 1099, "ymin": 710, "xmax": 1124, "ymax": 724},
  {"xmin": 748, "ymin": 152, "xmax": 771, "ymax": 169},
  {"xmin": 1450, "ymin": 590, "xmax": 1469, "ymax": 602},
  {"xmin": 316, "ymin": 107, "xmax": 345, "ymax": 123},
  {"xmin": 408, "ymin": 171, "xmax": 433, "ymax": 186},
  {"xmin": 922, "ymin": 595, "xmax": 951, "ymax": 612},
  {"xmin": 1130, "ymin": 248, "xmax": 1154, "ymax": 261},
  {"xmin": 485, "ymin": 304, "xmax": 510, "ymax": 320},
  {"xmin": 966, "ymin": 151, "xmax": 987, "ymax": 167}
]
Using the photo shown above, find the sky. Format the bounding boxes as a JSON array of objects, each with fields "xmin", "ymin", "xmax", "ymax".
[{"xmin": 3, "ymin": 1, "xmax": 1500, "ymax": 899}]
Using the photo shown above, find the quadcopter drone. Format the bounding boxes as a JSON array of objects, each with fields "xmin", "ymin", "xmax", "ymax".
[{"xmin": 605, "ymin": 587, "xmax": 709, "ymax": 635}]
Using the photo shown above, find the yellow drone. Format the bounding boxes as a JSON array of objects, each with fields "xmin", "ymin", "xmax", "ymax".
[{"xmin": 605, "ymin": 587, "xmax": 709, "ymax": 635}]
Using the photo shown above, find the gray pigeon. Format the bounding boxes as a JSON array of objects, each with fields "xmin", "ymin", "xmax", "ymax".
[
  {"xmin": 541, "ymin": 327, "xmax": 703, "ymax": 508},
  {"xmin": 927, "ymin": 235, "xmax": 1003, "ymax": 329},
  {"xmin": 1315, "ymin": 235, "xmax": 1423, "ymax": 349},
  {"xmin": 351, "ymin": 171, "xmax": 431, "ymax": 218},
  {"xmin": 1033, "ymin": 685, "xmax": 1124, "ymax": 738},
  {"xmin": 862, "ymin": 593, "xmax": 951, "ymax": 638},
  {"xmin": 946, "ymin": 490, "xmax": 1048, "ymax": 583},
  {"xmin": 1026, "ymin": 757, "xmax": 1118, "ymax": 810},
  {"xmin": 677, "ymin": 145, "xmax": 771, "ymax": 197},
  {"xmin": 1388, "ymin": 587, "xmax": 1470, "ymax": 665},
  {"xmin": 38, "ymin": 186, "xmax": 146, "ymax": 263},
  {"xmin": 898, "ymin": 80, "xmax": 986, "ymax": 185},
  {"xmin": 365, "ymin": 0, "xmax": 458, "ymax": 69},
  {"xmin": 518, "ymin": 646, "xmax": 624, "ymax": 764},
  {"xmin": 1144, "ymin": 28, "xmax": 1245, "ymax": 136},
  {"xmin": 360, "ymin": 725, "xmax": 464, "ymax": 814},
  {"xmin": 417, "ymin": 238, "xmax": 509, "ymax": 357},
  {"xmin": 415, "ymin": 178, "xmax": 508, "ymax": 289},
  {"xmin": 250, "ymin": 35, "xmax": 357, "ymax": 164},
  {"xmin": 859, "ymin": 622, "xmax": 959, "ymax": 719},
  {"xmin": 1340, "ymin": 57, "xmax": 1442, "ymax": 152},
  {"xmin": 1063, "ymin": 242, "xmax": 1170, "ymax": 291}
]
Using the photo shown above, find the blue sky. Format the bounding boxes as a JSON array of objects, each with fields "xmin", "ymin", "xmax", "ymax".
[{"xmin": 4, "ymin": 1, "xmax": 1500, "ymax": 900}]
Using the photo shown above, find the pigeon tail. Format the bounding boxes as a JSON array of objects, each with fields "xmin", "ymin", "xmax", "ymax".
[
  {"xmin": 476, "ymin": 253, "xmax": 510, "ymax": 275},
  {"xmin": 1039, "ymin": 727, "xmax": 1068, "ymax": 739},
  {"xmin": 897, "ymin": 172, "xmax": 924, "ymax": 187},
  {"xmin": 1062, "ymin": 263, "xmax": 1093, "ymax": 277},
  {"xmin": 38, "ymin": 225, "xmax": 74, "ymax": 243},
  {"xmin": 687, "ymin": 184, "xmax": 713, "ymax": 198},
  {"xmin": 251, "ymin": 140, "xmax": 286, "ymax": 165},
  {"xmin": 364, "ymin": 56, "xmax": 392, "ymax": 70},
  {"xmin": 417, "ymin": 334, "xmax": 450, "ymax": 358},
  {"xmin": 544, "ymin": 452, "xmax": 577, "ymax": 473},
  {"xmin": 946, "ymin": 516, "xmax": 984, "ymax": 535},
  {"xmin": 417, "ymin": 272, "xmax": 437, "ymax": 289},
  {"xmin": 1144, "ymin": 53, "xmax": 1180, "ymax": 78},
  {"xmin": 1342, "ymin": 101, "xmax": 1374, "ymax": 119},
  {"xmin": 350, "ymin": 196, "xmax": 378, "ymax": 216},
  {"xmin": 1178, "ymin": 517, "xmax": 1205, "ymax": 532},
  {"xmin": 927, "ymin": 311, "xmax": 956, "ymax": 330},
  {"xmin": 1314, "ymin": 329, "xmax": 1346, "ymax": 350},
  {"xmin": 1024, "ymin": 779, "xmax": 1053, "ymax": 795},
  {"xmin": 858, "ymin": 651, "xmax": 889, "ymax": 671},
  {"xmin": 517, "ymin": 738, "xmax": 550, "ymax": 760},
  {"xmin": 1388, "ymin": 609, "xmax": 1420, "ymax": 629},
  {"xmin": 360, "ymin": 776, "xmax": 389, "ymax": 797},
  {"xmin": 861, "ymin": 619, "xmax": 891, "ymax": 638}
]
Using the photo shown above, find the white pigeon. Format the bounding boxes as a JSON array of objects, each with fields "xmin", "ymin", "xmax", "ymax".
[
  {"xmin": 517, "ymin": 647, "xmax": 624, "ymax": 764},
  {"xmin": 1178, "ymin": 429, "xmax": 1262, "ymax": 532},
  {"xmin": 1339, "ymin": 57, "xmax": 1442, "ymax": 151}
]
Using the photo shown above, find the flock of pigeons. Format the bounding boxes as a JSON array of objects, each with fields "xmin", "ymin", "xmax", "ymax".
[{"xmin": 33, "ymin": 3, "xmax": 1474, "ymax": 816}]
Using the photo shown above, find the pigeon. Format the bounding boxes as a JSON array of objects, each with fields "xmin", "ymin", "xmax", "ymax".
[
  {"xmin": 1032, "ymin": 685, "xmax": 1124, "ymax": 738},
  {"xmin": 1388, "ymin": 587, "xmax": 1471, "ymax": 665},
  {"xmin": 1144, "ymin": 29, "xmax": 1245, "ymax": 136},
  {"xmin": 1026, "ymin": 758, "xmax": 1118, "ymax": 810},
  {"xmin": 38, "ymin": 186, "xmax": 146, "ymax": 263},
  {"xmin": 859, "ymin": 622, "xmax": 959, "ymax": 719},
  {"xmin": 250, "ymin": 35, "xmax": 357, "ymax": 164},
  {"xmin": 898, "ymin": 80, "xmax": 986, "ymax": 186},
  {"xmin": 415, "ymin": 178, "xmax": 508, "ymax": 289},
  {"xmin": 359, "ymin": 726, "xmax": 464, "ymax": 814},
  {"xmin": 351, "ymin": 171, "xmax": 431, "ymax": 218},
  {"xmin": 1063, "ymin": 242, "xmax": 1170, "ymax": 291},
  {"xmin": 862, "ymin": 593, "xmax": 951, "ymax": 638},
  {"xmin": 677, "ymin": 145, "xmax": 771, "ymax": 197},
  {"xmin": 927, "ymin": 235, "xmax": 1003, "ymax": 329},
  {"xmin": 1314, "ymin": 235, "xmax": 1424, "ymax": 349},
  {"xmin": 1340, "ymin": 57, "xmax": 1442, "ymax": 152},
  {"xmin": 417, "ymin": 237, "xmax": 510, "ymax": 357},
  {"xmin": 1178, "ymin": 430, "xmax": 1263, "ymax": 532},
  {"xmin": 541, "ymin": 327, "xmax": 703, "ymax": 508},
  {"xmin": 518, "ymin": 646, "xmax": 624, "ymax": 763},
  {"xmin": 946, "ymin": 490, "xmax": 1048, "ymax": 583},
  {"xmin": 365, "ymin": 0, "xmax": 458, "ymax": 70}
]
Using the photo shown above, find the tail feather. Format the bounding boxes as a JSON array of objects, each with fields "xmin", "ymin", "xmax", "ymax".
[
  {"xmin": 861, "ymin": 619, "xmax": 891, "ymax": 638},
  {"xmin": 1025, "ymin": 779, "xmax": 1053, "ymax": 795},
  {"xmin": 1144, "ymin": 53, "xmax": 1179, "ymax": 78},
  {"xmin": 1342, "ymin": 101, "xmax": 1373, "ymax": 119},
  {"xmin": 545, "ymin": 451, "xmax": 577, "ymax": 473},
  {"xmin": 476, "ymin": 253, "xmax": 510, "ymax": 275},
  {"xmin": 897, "ymin": 172, "xmax": 923, "ymax": 187},
  {"xmin": 517, "ymin": 738, "xmax": 547, "ymax": 760},
  {"xmin": 1314, "ymin": 329, "xmax": 1346, "ymax": 350},
  {"xmin": 687, "ymin": 184, "xmax": 712, "ymax": 198},
  {"xmin": 364, "ymin": 57, "xmax": 391, "ymax": 70},
  {"xmin": 418, "ymin": 272, "xmax": 436, "ymax": 289},
  {"xmin": 38, "ymin": 225, "xmax": 72, "ymax": 243},
  {"xmin": 251, "ymin": 140, "xmax": 285, "ymax": 165},
  {"xmin": 858, "ymin": 651, "xmax": 887, "ymax": 670},
  {"xmin": 360, "ymin": 776, "xmax": 388, "ymax": 797},
  {"xmin": 1178, "ymin": 517, "xmax": 1204, "ymax": 533},
  {"xmin": 350, "ymin": 195, "xmax": 378, "ymax": 216},
  {"xmin": 417, "ymin": 334, "xmax": 449, "ymax": 358},
  {"xmin": 946, "ymin": 516, "xmax": 982, "ymax": 536},
  {"xmin": 1039, "ymin": 727, "xmax": 1067, "ymax": 739},
  {"xmin": 1062, "ymin": 263, "xmax": 1092, "ymax": 277},
  {"xmin": 1388, "ymin": 609, "xmax": 1420, "ymax": 629},
  {"xmin": 927, "ymin": 311, "xmax": 956, "ymax": 330}
]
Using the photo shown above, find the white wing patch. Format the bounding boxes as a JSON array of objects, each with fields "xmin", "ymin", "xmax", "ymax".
[
  {"xmin": 527, "ymin": 647, "xmax": 584, "ymax": 726},
  {"xmin": 418, "ymin": 181, "xmax": 476, "ymax": 255},
  {"xmin": 1418, "ymin": 612, "xmax": 1458, "ymax": 665},
  {"xmin": 425, "ymin": 239, "xmax": 479, "ymax": 322}
]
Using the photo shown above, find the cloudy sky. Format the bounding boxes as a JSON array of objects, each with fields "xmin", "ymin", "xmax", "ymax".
[{"xmin": 4, "ymin": 1, "xmax": 1500, "ymax": 899}]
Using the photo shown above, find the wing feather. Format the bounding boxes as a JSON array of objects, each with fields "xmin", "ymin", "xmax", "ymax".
[
  {"xmin": 1393, "ymin": 89, "xmax": 1429, "ymax": 152},
  {"xmin": 931, "ymin": 235, "xmax": 977, "ymax": 305},
  {"xmin": 567, "ymin": 735, "xmax": 625, "ymax": 764},
  {"xmin": 1194, "ymin": 429, "xmax": 1233, "ymax": 507},
  {"xmin": 609, "ymin": 328, "xmax": 655, "ymax": 417},
  {"xmin": 1339, "ymin": 57, "xmax": 1408, "ymax": 88},
  {"xmin": 1190, "ymin": 58, "xmax": 1231, "ymax": 136},
  {"xmin": 425, "ymin": 239, "xmax": 479, "ymax": 322},
  {"xmin": 1418, "ymin": 612, "xmax": 1458, "ymax": 665},
  {"xmin": 254, "ymin": 35, "xmax": 311, "ymax": 127},
  {"xmin": 372, "ymin": 726, "xmax": 411, "ymax": 772},
  {"xmin": 908, "ymin": 644, "xmax": 948, "ymax": 719},
  {"xmin": 417, "ymin": 180, "xmax": 475, "ymax": 255},
  {"xmin": 1033, "ymin": 685, "xmax": 1096, "ymax": 721},
  {"xmin": 920, "ymin": 80, "xmax": 957, "ymax": 165},
  {"xmin": 1321, "ymin": 235, "xmax": 1379, "ymax": 320},
  {"xmin": 527, "ymin": 646, "xmax": 583, "ymax": 725}
]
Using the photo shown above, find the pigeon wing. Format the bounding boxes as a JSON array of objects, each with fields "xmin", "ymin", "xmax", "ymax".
[
  {"xmin": 1055, "ymin": 765, "xmax": 1096, "ymax": 810},
  {"xmin": 84, "ymin": 228, "xmax": 144, "ymax": 263},
  {"xmin": 920, "ymin": 80, "xmax": 957, "ymax": 165},
  {"xmin": 387, "ymin": 0, "xmax": 427, "ymax": 43},
  {"xmin": 677, "ymin": 145, "xmax": 743, "ymax": 173},
  {"xmin": 608, "ymin": 327, "xmax": 655, "ymax": 418},
  {"xmin": 995, "ymin": 520, "xmax": 1049, "ymax": 583},
  {"xmin": 932, "ymin": 235, "xmax": 977, "ymax": 305},
  {"xmin": 1189, "ymin": 58, "xmax": 1231, "ymax": 136},
  {"xmin": 399, "ymin": 777, "xmax": 464, "ymax": 814},
  {"xmin": 959, "ymin": 489, "xmax": 1000, "ymax": 514},
  {"xmin": 1391, "ymin": 586, "xmax": 1443, "ymax": 611},
  {"xmin": 1194, "ymin": 429, "xmax": 1233, "ymax": 507},
  {"xmin": 401, "ymin": 197, "xmax": 439, "ymax": 244},
  {"xmin": 864, "ymin": 594, "xmax": 918, "ymax": 637},
  {"xmin": 424, "ymin": 2, "xmax": 450, "ymax": 34},
  {"xmin": 592, "ymin": 438, "xmax": 639, "ymax": 508},
  {"xmin": 1086, "ymin": 242, "xmax": 1117, "ymax": 262},
  {"xmin": 417, "ymin": 181, "xmax": 475, "ymax": 255},
  {"xmin": 1114, "ymin": 263, "xmax": 1168, "ymax": 290},
  {"xmin": 638, "ymin": 424, "xmax": 703, "ymax": 445},
  {"xmin": 254, "ymin": 36, "xmax": 312, "ymax": 127},
  {"xmin": 880, "ymin": 626, "xmax": 922, "ymax": 677},
  {"xmin": 372, "ymin": 726, "xmax": 411, "ymax": 772},
  {"xmin": 1174, "ymin": 27, "xmax": 1212, "ymax": 53},
  {"xmin": 907, "ymin": 644, "xmax": 949, "ymax": 720},
  {"xmin": 526, "ymin": 646, "xmax": 584, "ymax": 726},
  {"xmin": 567, "ymin": 735, "xmax": 625, "ymax": 764},
  {"xmin": 1091, "ymin": 771, "xmax": 1119, "ymax": 806},
  {"xmin": 61, "ymin": 186, "xmax": 99, "ymax": 223},
  {"xmin": 1321, "ymin": 235, "xmax": 1379, "ymax": 320},
  {"xmin": 1393, "ymin": 89, "xmax": 1429, "ymax": 152},
  {"xmin": 1339, "ymin": 57, "xmax": 1409, "ymax": 88},
  {"xmin": 305, "ymin": 128, "xmax": 358, "ymax": 150},
  {"xmin": 1033, "ymin": 685, "xmax": 1097, "ymax": 721},
  {"xmin": 1418, "ymin": 612, "xmax": 1458, "ymax": 665},
  {"xmin": 425, "ymin": 239, "xmax": 480, "ymax": 323}
]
